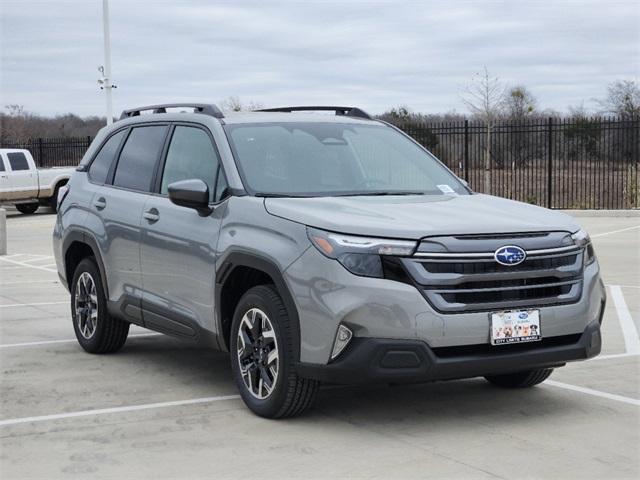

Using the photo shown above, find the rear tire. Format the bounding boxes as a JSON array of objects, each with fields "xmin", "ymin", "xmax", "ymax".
[
  {"xmin": 485, "ymin": 368, "xmax": 553, "ymax": 388},
  {"xmin": 70, "ymin": 257, "xmax": 129, "ymax": 353},
  {"xmin": 230, "ymin": 285, "xmax": 319, "ymax": 418},
  {"xmin": 15, "ymin": 202, "xmax": 39, "ymax": 215}
]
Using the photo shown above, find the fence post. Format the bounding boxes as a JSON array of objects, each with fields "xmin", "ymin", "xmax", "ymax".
[
  {"xmin": 547, "ymin": 117, "xmax": 553, "ymax": 208},
  {"xmin": 463, "ymin": 120, "xmax": 469, "ymax": 181},
  {"xmin": 38, "ymin": 138, "xmax": 44, "ymax": 167}
]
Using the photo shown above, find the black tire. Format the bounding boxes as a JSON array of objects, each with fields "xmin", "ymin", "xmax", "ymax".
[
  {"xmin": 15, "ymin": 202, "xmax": 39, "ymax": 215},
  {"xmin": 70, "ymin": 257, "xmax": 129, "ymax": 353},
  {"xmin": 485, "ymin": 368, "xmax": 553, "ymax": 388},
  {"xmin": 230, "ymin": 285, "xmax": 319, "ymax": 418}
]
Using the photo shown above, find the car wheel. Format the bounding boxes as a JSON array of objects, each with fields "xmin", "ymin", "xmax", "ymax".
[
  {"xmin": 485, "ymin": 368, "xmax": 553, "ymax": 388},
  {"xmin": 71, "ymin": 257, "xmax": 129, "ymax": 353},
  {"xmin": 15, "ymin": 203, "xmax": 39, "ymax": 215},
  {"xmin": 230, "ymin": 285, "xmax": 319, "ymax": 418}
]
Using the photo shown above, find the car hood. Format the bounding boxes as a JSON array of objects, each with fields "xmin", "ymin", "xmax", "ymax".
[{"xmin": 264, "ymin": 194, "xmax": 581, "ymax": 239}]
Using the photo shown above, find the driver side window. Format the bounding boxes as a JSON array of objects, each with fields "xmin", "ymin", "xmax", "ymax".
[{"xmin": 161, "ymin": 126, "xmax": 221, "ymax": 202}]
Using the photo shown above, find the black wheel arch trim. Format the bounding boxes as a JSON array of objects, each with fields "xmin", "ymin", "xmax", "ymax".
[
  {"xmin": 215, "ymin": 250, "xmax": 301, "ymax": 362},
  {"xmin": 62, "ymin": 230, "xmax": 110, "ymax": 299}
]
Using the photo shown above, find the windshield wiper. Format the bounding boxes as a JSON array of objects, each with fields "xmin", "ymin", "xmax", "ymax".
[
  {"xmin": 254, "ymin": 192, "xmax": 315, "ymax": 198},
  {"xmin": 332, "ymin": 191, "xmax": 428, "ymax": 197}
]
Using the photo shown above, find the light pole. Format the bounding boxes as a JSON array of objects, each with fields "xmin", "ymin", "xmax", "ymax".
[{"xmin": 98, "ymin": 0, "xmax": 115, "ymax": 125}]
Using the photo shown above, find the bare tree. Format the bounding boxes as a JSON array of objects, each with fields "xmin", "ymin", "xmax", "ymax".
[
  {"xmin": 597, "ymin": 80, "xmax": 640, "ymax": 118},
  {"xmin": 505, "ymin": 86, "xmax": 537, "ymax": 120},
  {"xmin": 462, "ymin": 67, "xmax": 506, "ymax": 193},
  {"xmin": 220, "ymin": 96, "xmax": 264, "ymax": 112}
]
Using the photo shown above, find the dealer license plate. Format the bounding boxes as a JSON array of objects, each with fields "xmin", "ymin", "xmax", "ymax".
[{"xmin": 490, "ymin": 310, "xmax": 541, "ymax": 345}]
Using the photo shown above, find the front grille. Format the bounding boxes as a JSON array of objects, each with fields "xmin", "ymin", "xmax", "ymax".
[
  {"xmin": 401, "ymin": 234, "xmax": 584, "ymax": 313},
  {"xmin": 421, "ymin": 254, "xmax": 577, "ymax": 275}
]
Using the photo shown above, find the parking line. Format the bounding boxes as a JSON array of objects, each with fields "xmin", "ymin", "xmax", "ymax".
[
  {"xmin": 609, "ymin": 285, "xmax": 640, "ymax": 354},
  {"xmin": 0, "ymin": 301, "xmax": 68, "ymax": 308},
  {"xmin": 545, "ymin": 380, "xmax": 640, "ymax": 407},
  {"xmin": 0, "ymin": 395, "xmax": 241, "ymax": 427},
  {"xmin": 0, "ymin": 279, "xmax": 61, "ymax": 286},
  {"xmin": 591, "ymin": 225, "xmax": 640, "ymax": 238},
  {"xmin": 0, "ymin": 256, "xmax": 57, "ymax": 273},
  {"xmin": 0, "ymin": 333, "xmax": 162, "ymax": 349},
  {"xmin": 594, "ymin": 352, "xmax": 640, "ymax": 361}
]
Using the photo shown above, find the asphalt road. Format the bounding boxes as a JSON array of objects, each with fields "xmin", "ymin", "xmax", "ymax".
[{"xmin": 1, "ymin": 207, "xmax": 638, "ymax": 479}]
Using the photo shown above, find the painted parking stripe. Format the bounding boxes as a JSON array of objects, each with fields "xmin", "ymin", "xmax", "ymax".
[
  {"xmin": 0, "ymin": 395, "xmax": 241, "ymax": 427},
  {"xmin": 591, "ymin": 225, "xmax": 640, "ymax": 238},
  {"xmin": 0, "ymin": 256, "xmax": 57, "ymax": 273},
  {"xmin": 609, "ymin": 285, "xmax": 640, "ymax": 354},
  {"xmin": 545, "ymin": 380, "xmax": 640, "ymax": 407},
  {"xmin": 0, "ymin": 301, "xmax": 68, "ymax": 308},
  {"xmin": 593, "ymin": 352, "xmax": 640, "ymax": 361},
  {"xmin": 0, "ymin": 333, "xmax": 162, "ymax": 349}
]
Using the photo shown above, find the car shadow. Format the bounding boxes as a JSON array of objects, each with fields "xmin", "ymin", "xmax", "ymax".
[{"xmin": 119, "ymin": 334, "xmax": 577, "ymax": 426}]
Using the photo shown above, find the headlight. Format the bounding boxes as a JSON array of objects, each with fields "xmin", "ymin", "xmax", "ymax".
[
  {"xmin": 307, "ymin": 227, "xmax": 417, "ymax": 278},
  {"xmin": 571, "ymin": 228, "xmax": 596, "ymax": 266}
]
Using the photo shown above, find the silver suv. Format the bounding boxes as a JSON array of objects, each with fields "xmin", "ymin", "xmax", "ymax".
[{"xmin": 53, "ymin": 104, "xmax": 605, "ymax": 418}]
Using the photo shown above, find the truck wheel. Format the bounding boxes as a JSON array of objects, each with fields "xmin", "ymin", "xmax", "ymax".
[
  {"xmin": 15, "ymin": 203, "xmax": 39, "ymax": 215},
  {"xmin": 485, "ymin": 368, "xmax": 553, "ymax": 388},
  {"xmin": 71, "ymin": 257, "xmax": 129, "ymax": 353},
  {"xmin": 230, "ymin": 285, "xmax": 319, "ymax": 418}
]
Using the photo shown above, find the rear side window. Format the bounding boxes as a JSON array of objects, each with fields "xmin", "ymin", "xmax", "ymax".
[
  {"xmin": 160, "ymin": 126, "xmax": 220, "ymax": 201},
  {"xmin": 88, "ymin": 130, "xmax": 126, "ymax": 184},
  {"xmin": 113, "ymin": 126, "xmax": 167, "ymax": 192},
  {"xmin": 7, "ymin": 152, "xmax": 29, "ymax": 171}
]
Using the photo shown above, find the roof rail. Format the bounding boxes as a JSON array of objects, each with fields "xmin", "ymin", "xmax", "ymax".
[
  {"xmin": 256, "ymin": 106, "xmax": 373, "ymax": 120},
  {"xmin": 118, "ymin": 103, "xmax": 224, "ymax": 120}
]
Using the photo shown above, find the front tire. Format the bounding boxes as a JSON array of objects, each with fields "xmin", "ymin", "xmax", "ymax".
[
  {"xmin": 485, "ymin": 368, "xmax": 553, "ymax": 388},
  {"xmin": 15, "ymin": 202, "xmax": 39, "ymax": 215},
  {"xmin": 230, "ymin": 285, "xmax": 319, "ymax": 418},
  {"xmin": 70, "ymin": 257, "xmax": 129, "ymax": 353}
]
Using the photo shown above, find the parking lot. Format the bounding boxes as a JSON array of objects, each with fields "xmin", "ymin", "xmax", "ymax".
[{"xmin": 0, "ymin": 209, "xmax": 638, "ymax": 479}]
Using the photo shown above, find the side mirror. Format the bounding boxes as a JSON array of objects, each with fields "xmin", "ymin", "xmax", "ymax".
[{"xmin": 168, "ymin": 179, "xmax": 211, "ymax": 215}]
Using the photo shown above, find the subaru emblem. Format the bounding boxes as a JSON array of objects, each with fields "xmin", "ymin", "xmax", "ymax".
[{"xmin": 494, "ymin": 245, "xmax": 526, "ymax": 266}]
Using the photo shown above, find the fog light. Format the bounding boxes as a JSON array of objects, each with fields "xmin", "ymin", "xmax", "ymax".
[{"xmin": 331, "ymin": 324, "xmax": 353, "ymax": 360}]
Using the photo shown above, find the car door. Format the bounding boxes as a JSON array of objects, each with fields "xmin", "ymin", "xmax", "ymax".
[
  {"xmin": 86, "ymin": 125, "xmax": 168, "ymax": 319},
  {"xmin": 140, "ymin": 124, "xmax": 229, "ymax": 338},
  {"xmin": 0, "ymin": 154, "xmax": 9, "ymax": 200},
  {"xmin": 5, "ymin": 151, "xmax": 37, "ymax": 200}
]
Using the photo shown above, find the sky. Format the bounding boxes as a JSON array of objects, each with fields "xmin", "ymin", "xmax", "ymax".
[{"xmin": 1, "ymin": 0, "xmax": 639, "ymax": 118}]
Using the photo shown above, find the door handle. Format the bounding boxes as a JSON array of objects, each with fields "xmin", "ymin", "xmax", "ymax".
[
  {"xmin": 93, "ymin": 197, "xmax": 106, "ymax": 210},
  {"xmin": 143, "ymin": 208, "xmax": 159, "ymax": 223}
]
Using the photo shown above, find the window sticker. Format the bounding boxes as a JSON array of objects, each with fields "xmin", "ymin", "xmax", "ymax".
[{"xmin": 437, "ymin": 184, "xmax": 456, "ymax": 194}]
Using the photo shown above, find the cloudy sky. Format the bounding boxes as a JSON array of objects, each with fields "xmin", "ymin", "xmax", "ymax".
[{"xmin": 1, "ymin": 0, "xmax": 638, "ymax": 118}]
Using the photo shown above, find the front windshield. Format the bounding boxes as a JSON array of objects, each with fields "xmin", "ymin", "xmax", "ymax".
[{"xmin": 224, "ymin": 122, "xmax": 468, "ymax": 197}]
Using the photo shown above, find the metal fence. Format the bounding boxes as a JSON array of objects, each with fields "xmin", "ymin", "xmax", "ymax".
[
  {"xmin": 1, "ymin": 117, "xmax": 638, "ymax": 209},
  {"xmin": 396, "ymin": 117, "xmax": 639, "ymax": 209},
  {"xmin": 0, "ymin": 136, "xmax": 92, "ymax": 168}
]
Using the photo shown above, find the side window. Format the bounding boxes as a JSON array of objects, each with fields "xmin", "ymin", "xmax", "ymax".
[
  {"xmin": 0, "ymin": 157, "xmax": 5, "ymax": 172},
  {"xmin": 88, "ymin": 129, "xmax": 126, "ymax": 184},
  {"xmin": 160, "ymin": 126, "xmax": 220, "ymax": 202},
  {"xmin": 7, "ymin": 152, "xmax": 30, "ymax": 171},
  {"xmin": 113, "ymin": 126, "xmax": 167, "ymax": 192}
]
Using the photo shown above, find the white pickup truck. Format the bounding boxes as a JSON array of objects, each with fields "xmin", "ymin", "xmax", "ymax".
[{"xmin": 0, "ymin": 149, "xmax": 75, "ymax": 214}]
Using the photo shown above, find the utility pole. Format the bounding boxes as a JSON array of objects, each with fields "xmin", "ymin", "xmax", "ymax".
[{"xmin": 98, "ymin": 0, "xmax": 115, "ymax": 125}]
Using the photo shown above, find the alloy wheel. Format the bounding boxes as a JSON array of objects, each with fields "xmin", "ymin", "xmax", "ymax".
[
  {"xmin": 74, "ymin": 272, "xmax": 98, "ymax": 339},
  {"xmin": 236, "ymin": 308, "xmax": 279, "ymax": 399}
]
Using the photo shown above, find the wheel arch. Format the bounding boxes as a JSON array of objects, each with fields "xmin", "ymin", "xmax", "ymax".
[
  {"xmin": 62, "ymin": 231, "xmax": 109, "ymax": 298},
  {"xmin": 216, "ymin": 251, "xmax": 301, "ymax": 362}
]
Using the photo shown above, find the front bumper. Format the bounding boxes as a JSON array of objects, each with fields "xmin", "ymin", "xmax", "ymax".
[{"xmin": 296, "ymin": 319, "xmax": 602, "ymax": 384}]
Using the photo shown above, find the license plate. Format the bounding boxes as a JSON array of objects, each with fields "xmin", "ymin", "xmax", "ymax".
[{"xmin": 490, "ymin": 310, "xmax": 541, "ymax": 345}]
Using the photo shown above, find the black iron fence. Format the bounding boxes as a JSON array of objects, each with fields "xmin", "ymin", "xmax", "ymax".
[
  {"xmin": 396, "ymin": 117, "xmax": 639, "ymax": 209},
  {"xmin": 0, "ymin": 136, "xmax": 92, "ymax": 168},
  {"xmin": 1, "ymin": 117, "xmax": 638, "ymax": 209}
]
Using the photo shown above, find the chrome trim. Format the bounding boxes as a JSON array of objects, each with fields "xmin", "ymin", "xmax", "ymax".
[{"xmin": 413, "ymin": 245, "xmax": 580, "ymax": 259}]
